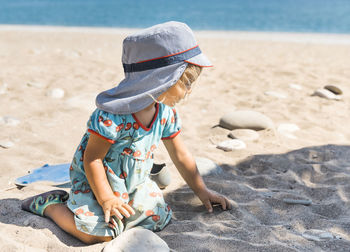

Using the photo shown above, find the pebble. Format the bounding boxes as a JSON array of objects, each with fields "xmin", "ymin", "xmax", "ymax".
[
  {"xmin": 219, "ymin": 110, "xmax": 274, "ymax": 130},
  {"xmin": 195, "ymin": 157, "xmax": 222, "ymax": 176},
  {"xmin": 324, "ymin": 85, "xmax": 342, "ymax": 95},
  {"xmin": 281, "ymin": 132, "xmax": 297, "ymax": 139},
  {"xmin": 103, "ymin": 227, "xmax": 169, "ymax": 252},
  {"xmin": 217, "ymin": 139, "xmax": 246, "ymax": 151},
  {"xmin": 289, "ymin": 83, "xmax": 302, "ymax": 90},
  {"xmin": 46, "ymin": 88, "xmax": 65, "ymax": 99},
  {"xmin": 23, "ymin": 219, "xmax": 30, "ymax": 226},
  {"xmin": 283, "ymin": 198, "xmax": 312, "ymax": 206},
  {"xmin": 302, "ymin": 229, "xmax": 334, "ymax": 242},
  {"xmin": 278, "ymin": 123, "xmax": 300, "ymax": 133},
  {"xmin": 312, "ymin": 88, "xmax": 341, "ymax": 100},
  {"xmin": 27, "ymin": 82, "xmax": 46, "ymax": 88},
  {"xmin": 0, "ymin": 116, "xmax": 20, "ymax": 126},
  {"xmin": 228, "ymin": 129, "xmax": 259, "ymax": 141},
  {"xmin": 0, "ymin": 140, "xmax": 14, "ymax": 149},
  {"xmin": 0, "ymin": 82, "xmax": 8, "ymax": 94},
  {"xmin": 264, "ymin": 91, "xmax": 287, "ymax": 99}
]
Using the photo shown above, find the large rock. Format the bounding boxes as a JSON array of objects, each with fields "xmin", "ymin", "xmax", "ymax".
[
  {"xmin": 103, "ymin": 228, "xmax": 169, "ymax": 252},
  {"xmin": 195, "ymin": 157, "xmax": 222, "ymax": 176},
  {"xmin": 219, "ymin": 110, "xmax": 274, "ymax": 130}
]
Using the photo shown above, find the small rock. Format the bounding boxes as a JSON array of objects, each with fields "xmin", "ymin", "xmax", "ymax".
[
  {"xmin": 312, "ymin": 88, "xmax": 341, "ymax": 100},
  {"xmin": 219, "ymin": 110, "xmax": 274, "ymax": 130},
  {"xmin": 281, "ymin": 132, "xmax": 297, "ymax": 139},
  {"xmin": 289, "ymin": 83, "xmax": 302, "ymax": 90},
  {"xmin": 0, "ymin": 116, "xmax": 20, "ymax": 126},
  {"xmin": 283, "ymin": 198, "xmax": 312, "ymax": 205},
  {"xmin": 0, "ymin": 82, "xmax": 8, "ymax": 94},
  {"xmin": 324, "ymin": 85, "xmax": 342, "ymax": 95},
  {"xmin": 264, "ymin": 91, "xmax": 287, "ymax": 99},
  {"xmin": 103, "ymin": 227, "xmax": 169, "ymax": 252},
  {"xmin": 23, "ymin": 219, "xmax": 30, "ymax": 226},
  {"xmin": 27, "ymin": 82, "xmax": 46, "ymax": 88},
  {"xmin": 195, "ymin": 157, "xmax": 222, "ymax": 176},
  {"xmin": 302, "ymin": 229, "xmax": 334, "ymax": 242},
  {"xmin": 47, "ymin": 88, "xmax": 65, "ymax": 99},
  {"xmin": 228, "ymin": 129, "xmax": 259, "ymax": 141},
  {"xmin": 217, "ymin": 139, "xmax": 246, "ymax": 151},
  {"xmin": 278, "ymin": 123, "xmax": 300, "ymax": 132},
  {"xmin": 0, "ymin": 140, "xmax": 14, "ymax": 148}
]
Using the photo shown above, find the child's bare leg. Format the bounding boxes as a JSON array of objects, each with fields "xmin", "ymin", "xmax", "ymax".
[{"xmin": 44, "ymin": 203, "xmax": 112, "ymax": 244}]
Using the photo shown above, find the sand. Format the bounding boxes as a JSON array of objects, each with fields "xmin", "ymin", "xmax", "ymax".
[{"xmin": 0, "ymin": 25, "xmax": 350, "ymax": 251}]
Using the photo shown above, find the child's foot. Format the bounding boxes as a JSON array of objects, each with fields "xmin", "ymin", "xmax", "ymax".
[
  {"xmin": 150, "ymin": 163, "xmax": 171, "ymax": 189},
  {"xmin": 21, "ymin": 190, "xmax": 69, "ymax": 216}
]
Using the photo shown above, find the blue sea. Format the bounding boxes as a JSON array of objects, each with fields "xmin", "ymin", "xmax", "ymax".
[{"xmin": 0, "ymin": 0, "xmax": 350, "ymax": 34}]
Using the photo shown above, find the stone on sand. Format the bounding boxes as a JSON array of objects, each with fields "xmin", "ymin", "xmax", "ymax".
[
  {"xmin": 289, "ymin": 83, "xmax": 302, "ymax": 90},
  {"xmin": 219, "ymin": 110, "xmax": 274, "ymax": 130},
  {"xmin": 217, "ymin": 139, "xmax": 246, "ymax": 151},
  {"xmin": 312, "ymin": 88, "xmax": 341, "ymax": 100},
  {"xmin": 0, "ymin": 116, "xmax": 20, "ymax": 126},
  {"xmin": 103, "ymin": 228, "xmax": 169, "ymax": 252},
  {"xmin": 228, "ymin": 129, "xmax": 259, "ymax": 141},
  {"xmin": 302, "ymin": 229, "xmax": 334, "ymax": 242},
  {"xmin": 0, "ymin": 82, "xmax": 8, "ymax": 94},
  {"xmin": 264, "ymin": 91, "xmax": 287, "ymax": 99},
  {"xmin": 195, "ymin": 157, "xmax": 222, "ymax": 176},
  {"xmin": 324, "ymin": 85, "xmax": 342, "ymax": 95},
  {"xmin": 27, "ymin": 81, "xmax": 46, "ymax": 88},
  {"xmin": 277, "ymin": 123, "xmax": 300, "ymax": 133},
  {"xmin": 46, "ymin": 88, "xmax": 65, "ymax": 99},
  {"xmin": 0, "ymin": 140, "xmax": 14, "ymax": 149},
  {"xmin": 277, "ymin": 123, "xmax": 300, "ymax": 139}
]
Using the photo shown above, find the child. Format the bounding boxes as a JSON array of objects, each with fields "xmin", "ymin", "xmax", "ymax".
[{"xmin": 21, "ymin": 21, "xmax": 232, "ymax": 244}]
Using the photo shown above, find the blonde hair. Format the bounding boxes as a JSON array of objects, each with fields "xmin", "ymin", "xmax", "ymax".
[
  {"xmin": 149, "ymin": 64, "xmax": 202, "ymax": 104},
  {"xmin": 177, "ymin": 64, "xmax": 202, "ymax": 89}
]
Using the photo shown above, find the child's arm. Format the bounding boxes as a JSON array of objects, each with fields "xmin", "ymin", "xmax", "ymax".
[
  {"xmin": 83, "ymin": 134, "xmax": 135, "ymax": 223},
  {"xmin": 163, "ymin": 135, "xmax": 231, "ymax": 212}
]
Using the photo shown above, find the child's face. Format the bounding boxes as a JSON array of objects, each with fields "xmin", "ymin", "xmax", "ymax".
[{"xmin": 158, "ymin": 82, "xmax": 190, "ymax": 107}]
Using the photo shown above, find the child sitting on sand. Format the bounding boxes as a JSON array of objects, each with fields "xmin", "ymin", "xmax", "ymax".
[{"xmin": 21, "ymin": 21, "xmax": 231, "ymax": 244}]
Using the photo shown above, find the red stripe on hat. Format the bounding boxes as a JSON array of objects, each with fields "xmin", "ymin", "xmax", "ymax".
[{"xmin": 136, "ymin": 45, "xmax": 199, "ymax": 63}]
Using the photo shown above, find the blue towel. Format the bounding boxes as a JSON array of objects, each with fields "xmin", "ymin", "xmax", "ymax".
[{"xmin": 15, "ymin": 163, "xmax": 70, "ymax": 186}]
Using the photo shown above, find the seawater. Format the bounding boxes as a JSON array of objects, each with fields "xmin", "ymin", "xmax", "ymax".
[{"xmin": 0, "ymin": 0, "xmax": 350, "ymax": 34}]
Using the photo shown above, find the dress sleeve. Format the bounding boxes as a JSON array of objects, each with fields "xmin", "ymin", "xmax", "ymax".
[
  {"xmin": 87, "ymin": 109, "xmax": 122, "ymax": 144},
  {"xmin": 161, "ymin": 106, "xmax": 181, "ymax": 140}
]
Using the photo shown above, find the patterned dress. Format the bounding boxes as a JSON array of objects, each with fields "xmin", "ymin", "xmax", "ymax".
[{"xmin": 67, "ymin": 103, "xmax": 181, "ymax": 237}]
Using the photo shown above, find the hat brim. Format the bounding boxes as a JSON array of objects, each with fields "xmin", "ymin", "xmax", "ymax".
[{"xmin": 184, "ymin": 52, "xmax": 213, "ymax": 67}]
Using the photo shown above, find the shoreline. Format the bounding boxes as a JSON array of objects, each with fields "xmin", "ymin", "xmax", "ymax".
[{"xmin": 1, "ymin": 24, "xmax": 350, "ymax": 45}]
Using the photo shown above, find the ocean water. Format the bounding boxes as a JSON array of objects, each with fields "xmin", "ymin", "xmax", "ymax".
[{"xmin": 0, "ymin": 0, "xmax": 350, "ymax": 34}]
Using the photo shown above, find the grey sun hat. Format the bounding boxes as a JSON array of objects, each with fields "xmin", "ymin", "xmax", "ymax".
[{"xmin": 96, "ymin": 21, "xmax": 212, "ymax": 114}]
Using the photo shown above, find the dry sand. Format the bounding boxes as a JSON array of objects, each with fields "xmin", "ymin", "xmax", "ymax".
[{"xmin": 0, "ymin": 25, "xmax": 350, "ymax": 251}]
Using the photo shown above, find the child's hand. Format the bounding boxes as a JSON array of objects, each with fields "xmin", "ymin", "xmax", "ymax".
[
  {"xmin": 196, "ymin": 189, "xmax": 232, "ymax": 213},
  {"xmin": 101, "ymin": 197, "xmax": 135, "ymax": 223}
]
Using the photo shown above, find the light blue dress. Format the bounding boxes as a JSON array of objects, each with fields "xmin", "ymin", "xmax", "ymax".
[{"xmin": 67, "ymin": 103, "xmax": 181, "ymax": 237}]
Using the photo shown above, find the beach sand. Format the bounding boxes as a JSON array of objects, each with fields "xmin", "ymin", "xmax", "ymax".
[{"xmin": 1, "ymin": 25, "xmax": 350, "ymax": 251}]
